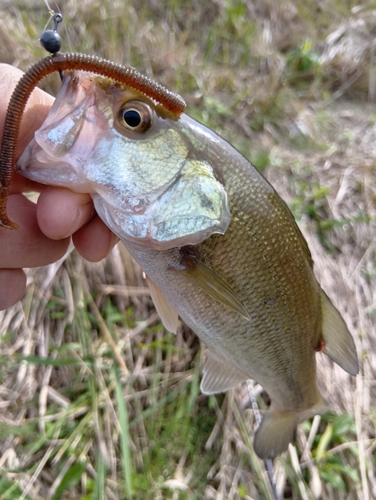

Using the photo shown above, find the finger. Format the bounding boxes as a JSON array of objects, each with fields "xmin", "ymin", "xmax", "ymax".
[
  {"xmin": 36, "ymin": 187, "xmax": 96, "ymax": 240},
  {"xmin": 73, "ymin": 215, "xmax": 119, "ymax": 262},
  {"xmin": 0, "ymin": 268, "xmax": 27, "ymax": 311},
  {"xmin": 0, "ymin": 194, "xmax": 70, "ymax": 268}
]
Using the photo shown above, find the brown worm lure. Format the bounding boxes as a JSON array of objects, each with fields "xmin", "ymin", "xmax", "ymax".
[{"xmin": 0, "ymin": 13, "xmax": 185, "ymax": 230}]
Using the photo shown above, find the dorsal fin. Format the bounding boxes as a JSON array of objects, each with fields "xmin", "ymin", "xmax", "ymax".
[
  {"xmin": 320, "ymin": 290, "xmax": 359, "ymax": 375},
  {"xmin": 146, "ymin": 276, "xmax": 179, "ymax": 334},
  {"xmin": 200, "ymin": 349, "xmax": 249, "ymax": 394}
]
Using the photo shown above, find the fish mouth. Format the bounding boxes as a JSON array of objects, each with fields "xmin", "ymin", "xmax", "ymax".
[
  {"xmin": 16, "ymin": 71, "xmax": 110, "ymax": 193},
  {"xmin": 17, "ymin": 145, "xmax": 96, "ymax": 194}
]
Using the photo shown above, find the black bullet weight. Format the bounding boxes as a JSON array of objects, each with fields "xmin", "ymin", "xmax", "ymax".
[{"xmin": 40, "ymin": 13, "xmax": 63, "ymax": 54}]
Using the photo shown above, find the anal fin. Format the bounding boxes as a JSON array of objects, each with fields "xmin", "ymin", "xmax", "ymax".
[
  {"xmin": 200, "ymin": 349, "xmax": 249, "ymax": 394},
  {"xmin": 320, "ymin": 290, "xmax": 359, "ymax": 375},
  {"xmin": 146, "ymin": 276, "xmax": 179, "ymax": 334}
]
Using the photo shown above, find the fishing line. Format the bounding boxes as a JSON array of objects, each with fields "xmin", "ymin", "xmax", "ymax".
[
  {"xmin": 246, "ymin": 380, "xmax": 280, "ymax": 500},
  {"xmin": 43, "ymin": 0, "xmax": 61, "ymax": 17}
]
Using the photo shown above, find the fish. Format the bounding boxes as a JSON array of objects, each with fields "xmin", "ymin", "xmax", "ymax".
[{"xmin": 17, "ymin": 70, "xmax": 358, "ymax": 459}]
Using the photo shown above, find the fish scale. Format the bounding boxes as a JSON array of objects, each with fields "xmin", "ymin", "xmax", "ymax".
[{"xmin": 17, "ymin": 70, "xmax": 358, "ymax": 458}]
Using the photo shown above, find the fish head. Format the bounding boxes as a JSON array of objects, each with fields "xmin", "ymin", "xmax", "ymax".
[{"xmin": 18, "ymin": 71, "xmax": 230, "ymax": 250}]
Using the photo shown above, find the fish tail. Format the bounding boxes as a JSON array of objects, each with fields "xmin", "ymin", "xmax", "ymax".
[
  {"xmin": 253, "ymin": 402, "xmax": 327, "ymax": 459},
  {"xmin": 253, "ymin": 410, "xmax": 299, "ymax": 459}
]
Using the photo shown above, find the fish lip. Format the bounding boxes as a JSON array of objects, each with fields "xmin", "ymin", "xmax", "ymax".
[
  {"xmin": 17, "ymin": 158, "xmax": 81, "ymax": 187},
  {"xmin": 17, "ymin": 143, "xmax": 81, "ymax": 187}
]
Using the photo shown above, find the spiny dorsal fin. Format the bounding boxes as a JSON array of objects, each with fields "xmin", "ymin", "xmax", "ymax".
[
  {"xmin": 200, "ymin": 349, "xmax": 249, "ymax": 394},
  {"xmin": 320, "ymin": 290, "xmax": 359, "ymax": 375},
  {"xmin": 146, "ymin": 276, "xmax": 179, "ymax": 334},
  {"xmin": 173, "ymin": 253, "xmax": 250, "ymax": 320}
]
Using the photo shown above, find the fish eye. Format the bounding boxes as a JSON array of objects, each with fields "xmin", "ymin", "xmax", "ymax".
[{"xmin": 118, "ymin": 101, "xmax": 153, "ymax": 133}]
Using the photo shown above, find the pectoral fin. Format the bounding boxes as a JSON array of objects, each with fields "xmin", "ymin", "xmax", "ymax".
[
  {"xmin": 200, "ymin": 349, "xmax": 250, "ymax": 394},
  {"xmin": 146, "ymin": 276, "xmax": 179, "ymax": 334},
  {"xmin": 172, "ymin": 251, "xmax": 250, "ymax": 320},
  {"xmin": 320, "ymin": 290, "xmax": 359, "ymax": 375}
]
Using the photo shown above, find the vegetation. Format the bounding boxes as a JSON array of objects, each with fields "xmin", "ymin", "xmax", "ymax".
[{"xmin": 0, "ymin": 0, "xmax": 375, "ymax": 498}]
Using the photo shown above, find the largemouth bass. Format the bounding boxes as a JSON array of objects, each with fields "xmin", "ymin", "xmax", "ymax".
[{"xmin": 17, "ymin": 71, "xmax": 358, "ymax": 459}]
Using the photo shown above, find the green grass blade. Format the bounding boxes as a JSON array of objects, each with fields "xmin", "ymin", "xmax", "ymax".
[
  {"xmin": 93, "ymin": 450, "xmax": 106, "ymax": 500},
  {"xmin": 113, "ymin": 364, "xmax": 133, "ymax": 499},
  {"xmin": 51, "ymin": 462, "xmax": 87, "ymax": 500}
]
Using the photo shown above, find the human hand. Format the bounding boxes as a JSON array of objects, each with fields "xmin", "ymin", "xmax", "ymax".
[{"xmin": 0, "ymin": 64, "xmax": 119, "ymax": 310}]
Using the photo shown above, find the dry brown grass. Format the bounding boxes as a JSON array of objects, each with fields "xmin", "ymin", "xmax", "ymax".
[{"xmin": 0, "ymin": 1, "xmax": 376, "ymax": 499}]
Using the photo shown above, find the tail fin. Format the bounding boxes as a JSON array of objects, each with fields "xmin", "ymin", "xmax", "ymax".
[{"xmin": 253, "ymin": 403, "xmax": 327, "ymax": 459}]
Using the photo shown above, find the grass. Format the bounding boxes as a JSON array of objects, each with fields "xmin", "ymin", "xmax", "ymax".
[{"xmin": 1, "ymin": 0, "xmax": 376, "ymax": 498}]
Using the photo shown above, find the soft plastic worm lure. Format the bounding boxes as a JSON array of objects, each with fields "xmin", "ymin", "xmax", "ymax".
[{"xmin": 0, "ymin": 13, "xmax": 186, "ymax": 229}]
